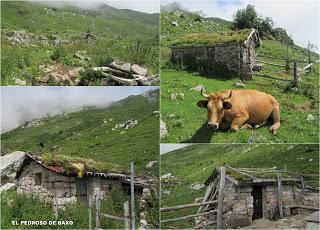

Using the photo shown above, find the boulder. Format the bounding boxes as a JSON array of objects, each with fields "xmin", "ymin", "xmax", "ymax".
[
  {"xmin": 14, "ymin": 78, "xmax": 27, "ymax": 86},
  {"xmin": 170, "ymin": 92, "xmax": 184, "ymax": 101},
  {"xmin": 0, "ymin": 183, "xmax": 16, "ymax": 193},
  {"xmin": 0, "ymin": 151, "xmax": 26, "ymax": 183},
  {"xmin": 190, "ymin": 182, "xmax": 205, "ymax": 190},
  {"xmin": 190, "ymin": 85, "xmax": 204, "ymax": 92},
  {"xmin": 235, "ymin": 82, "xmax": 246, "ymax": 88},
  {"xmin": 121, "ymin": 63, "xmax": 131, "ymax": 72},
  {"xmin": 131, "ymin": 64, "xmax": 148, "ymax": 76},
  {"xmin": 74, "ymin": 51, "xmax": 91, "ymax": 61},
  {"xmin": 252, "ymin": 64, "xmax": 262, "ymax": 71},
  {"xmin": 145, "ymin": 161, "xmax": 158, "ymax": 169},
  {"xmin": 307, "ymin": 114, "xmax": 315, "ymax": 123},
  {"xmin": 171, "ymin": 21, "xmax": 178, "ymax": 27},
  {"xmin": 160, "ymin": 173, "xmax": 174, "ymax": 180},
  {"xmin": 48, "ymin": 72, "xmax": 62, "ymax": 84}
]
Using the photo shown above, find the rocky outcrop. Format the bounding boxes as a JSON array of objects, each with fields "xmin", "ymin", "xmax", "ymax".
[{"xmin": 0, "ymin": 151, "xmax": 26, "ymax": 184}]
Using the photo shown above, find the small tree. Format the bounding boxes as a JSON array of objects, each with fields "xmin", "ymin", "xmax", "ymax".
[{"xmin": 233, "ymin": 5, "xmax": 258, "ymax": 29}]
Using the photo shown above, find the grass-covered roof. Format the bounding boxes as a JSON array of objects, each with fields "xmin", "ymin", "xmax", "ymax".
[{"xmin": 172, "ymin": 28, "xmax": 253, "ymax": 47}]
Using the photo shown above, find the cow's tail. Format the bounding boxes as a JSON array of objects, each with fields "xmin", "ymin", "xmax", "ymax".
[{"xmin": 269, "ymin": 95, "xmax": 281, "ymax": 134}]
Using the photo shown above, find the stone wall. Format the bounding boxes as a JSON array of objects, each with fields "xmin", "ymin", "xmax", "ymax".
[
  {"xmin": 171, "ymin": 39, "xmax": 257, "ymax": 77},
  {"xmin": 17, "ymin": 161, "xmax": 122, "ymax": 209}
]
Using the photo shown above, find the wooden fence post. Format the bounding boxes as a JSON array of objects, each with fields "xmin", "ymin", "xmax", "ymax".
[
  {"xmin": 95, "ymin": 188, "xmax": 101, "ymax": 229},
  {"xmin": 293, "ymin": 61, "xmax": 298, "ymax": 87},
  {"xmin": 124, "ymin": 201, "xmax": 130, "ymax": 229},
  {"xmin": 130, "ymin": 161, "xmax": 135, "ymax": 230},
  {"xmin": 217, "ymin": 166, "xmax": 226, "ymax": 229},
  {"xmin": 300, "ymin": 176, "xmax": 305, "ymax": 194},
  {"xmin": 88, "ymin": 195, "xmax": 92, "ymax": 230},
  {"xmin": 277, "ymin": 171, "xmax": 284, "ymax": 219}
]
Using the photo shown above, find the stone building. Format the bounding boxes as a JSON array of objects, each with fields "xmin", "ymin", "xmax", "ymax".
[
  {"xmin": 195, "ymin": 167, "xmax": 319, "ymax": 229},
  {"xmin": 171, "ymin": 29, "xmax": 260, "ymax": 79},
  {"xmin": 16, "ymin": 154, "xmax": 144, "ymax": 209}
]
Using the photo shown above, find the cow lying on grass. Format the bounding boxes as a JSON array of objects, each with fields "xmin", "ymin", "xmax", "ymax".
[{"xmin": 197, "ymin": 88, "xmax": 281, "ymax": 134}]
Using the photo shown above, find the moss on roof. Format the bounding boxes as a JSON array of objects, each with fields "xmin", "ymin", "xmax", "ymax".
[
  {"xmin": 173, "ymin": 29, "xmax": 253, "ymax": 47},
  {"xmin": 40, "ymin": 153, "xmax": 124, "ymax": 175}
]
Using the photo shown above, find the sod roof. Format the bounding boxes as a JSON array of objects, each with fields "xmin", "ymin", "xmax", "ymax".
[{"xmin": 172, "ymin": 28, "xmax": 255, "ymax": 47}]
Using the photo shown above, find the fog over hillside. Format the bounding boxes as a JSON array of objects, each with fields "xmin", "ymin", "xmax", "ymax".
[
  {"xmin": 1, "ymin": 87, "xmax": 156, "ymax": 133},
  {"xmin": 29, "ymin": 0, "xmax": 160, "ymax": 13}
]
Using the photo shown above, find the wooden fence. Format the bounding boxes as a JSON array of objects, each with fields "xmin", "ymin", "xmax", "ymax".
[
  {"xmin": 160, "ymin": 166, "xmax": 226, "ymax": 229},
  {"xmin": 92, "ymin": 161, "xmax": 136, "ymax": 229}
]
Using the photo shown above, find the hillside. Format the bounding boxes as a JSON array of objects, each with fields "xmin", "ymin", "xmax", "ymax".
[
  {"xmin": 1, "ymin": 89, "xmax": 160, "ymax": 175},
  {"xmin": 161, "ymin": 144, "xmax": 319, "ymax": 229},
  {"xmin": 1, "ymin": 1, "xmax": 159, "ymax": 86},
  {"xmin": 160, "ymin": 9, "xmax": 319, "ymax": 143}
]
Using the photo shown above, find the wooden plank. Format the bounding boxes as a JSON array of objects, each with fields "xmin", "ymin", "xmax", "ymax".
[
  {"xmin": 277, "ymin": 171, "xmax": 284, "ymax": 219},
  {"xmin": 160, "ymin": 210, "xmax": 217, "ymax": 223},
  {"xmin": 217, "ymin": 166, "xmax": 226, "ymax": 229},
  {"xmin": 95, "ymin": 188, "xmax": 101, "ymax": 229},
  {"xmin": 258, "ymin": 60, "xmax": 286, "ymax": 67},
  {"xmin": 252, "ymin": 73, "xmax": 292, "ymax": 82},
  {"xmin": 197, "ymin": 181, "xmax": 215, "ymax": 213},
  {"xmin": 195, "ymin": 220, "xmax": 217, "ymax": 229},
  {"xmin": 226, "ymin": 165, "xmax": 256, "ymax": 179},
  {"xmin": 100, "ymin": 213, "xmax": 124, "ymax": 221},
  {"xmin": 161, "ymin": 200, "xmax": 218, "ymax": 212},
  {"xmin": 285, "ymin": 205, "xmax": 320, "ymax": 211},
  {"xmin": 130, "ymin": 161, "xmax": 135, "ymax": 230},
  {"xmin": 88, "ymin": 195, "xmax": 92, "ymax": 230},
  {"xmin": 124, "ymin": 201, "xmax": 130, "ymax": 229},
  {"xmin": 300, "ymin": 176, "xmax": 305, "ymax": 194},
  {"xmin": 225, "ymin": 174, "xmax": 239, "ymax": 185}
]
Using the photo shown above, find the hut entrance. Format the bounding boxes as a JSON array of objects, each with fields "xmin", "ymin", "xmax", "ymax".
[
  {"xmin": 251, "ymin": 186, "xmax": 263, "ymax": 220},
  {"xmin": 75, "ymin": 178, "xmax": 87, "ymax": 204}
]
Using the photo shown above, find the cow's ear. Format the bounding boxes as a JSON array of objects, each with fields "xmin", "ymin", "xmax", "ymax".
[
  {"xmin": 223, "ymin": 101, "xmax": 232, "ymax": 109},
  {"xmin": 197, "ymin": 100, "xmax": 208, "ymax": 108}
]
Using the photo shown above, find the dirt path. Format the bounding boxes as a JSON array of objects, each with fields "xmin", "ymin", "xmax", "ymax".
[{"xmin": 241, "ymin": 213, "xmax": 311, "ymax": 229}]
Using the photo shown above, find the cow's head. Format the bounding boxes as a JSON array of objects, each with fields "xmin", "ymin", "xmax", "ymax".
[{"xmin": 197, "ymin": 88, "xmax": 232, "ymax": 131}]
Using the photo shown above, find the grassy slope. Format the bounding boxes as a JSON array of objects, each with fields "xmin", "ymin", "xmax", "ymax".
[
  {"xmin": 1, "ymin": 1, "xmax": 159, "ymax": 85},
  {"xmin": 160, "ymin": 10, "xmax": 319, "ymax": 143},
  {"xmin": 1, "ymin": 91, "xmax": 159, "ymax": 175},
  {"xmin": 160, "ymin": 144, "xmax": 319, "ymax": 229}
]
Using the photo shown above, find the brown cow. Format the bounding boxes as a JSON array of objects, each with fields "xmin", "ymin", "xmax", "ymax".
[{"xmin": 197, "ymin": 88, "xmax": 281, "ymax": 134}]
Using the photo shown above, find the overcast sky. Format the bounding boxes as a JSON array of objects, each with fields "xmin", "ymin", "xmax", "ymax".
[
  {"xmin": 1, "ymin": 87, "xmax": 157, "ymax": 133},
  {"xmin": 30, "ymin": 0, "xmax": 160, "ymax": 13},
  {"xmin": 161, "ymin": 0, "xmax": 319, "ymax": 49},
  {"xmin": 160, "ymin": 144, "xmax": 193, "ymax": 154}
]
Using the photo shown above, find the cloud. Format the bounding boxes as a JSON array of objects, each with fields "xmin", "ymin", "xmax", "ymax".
[
  {"xmin": 160, "ymin": 144, "xmax": 193, "ymax": 154},
  {"xmin": 29, "ymin": 0, "xmax": 159, "ymax": 13},
  {"xmin": 1, "ymin": 86, "xmax": 157, "ymax": 133},
  {"xmin": 162, "ymin": 0, "xmax": 319, "ymax": 48}
]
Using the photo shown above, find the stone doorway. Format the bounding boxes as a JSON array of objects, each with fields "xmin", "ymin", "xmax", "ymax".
[{"xmin": 252, "ymin": 186, "xmax": 263, "ymax": 220}]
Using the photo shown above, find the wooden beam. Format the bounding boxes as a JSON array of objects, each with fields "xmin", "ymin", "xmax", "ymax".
[
  {"xmin": 226, "ymin": 165, "xmax": 256, "ymax": 179},
  {"xmin": 257, "ymin": 60, "xmax": 286, "ymax": 67},
  {"xmin": 124, "ymin": 201, "xmax": 130, "ymax": 229},
  {"xmin": 277, "ymin": 171, "xmax": 284, "ymax": 219},
  {"xmin": 161, "ymin": 200, "xmax": 218, "ymax": 212},
  {"xmin": 252, "ymin": 73, "xmax": 292, "ymax": 82},
  {"xmin": 195, "ymin": 220, "xmax": 217, "ymax": 229},
  {"xmin": 217, "ymin": 166, "xmax": 226, "ymax": 229},
  {"xmin": 130, "ymin": 161, "xmax": 135, "ymax": 230},
  {"xmin": 88, "ymin": 195, "xmax": 92, "ymax": 230},
  {"xmin": 100, "ymin": 213, "xmax": 124, "ymax": 221},
  {"xmin": 293, "ymin": 61, "xmax": 298, "ymax": 87},
  {"xmin": 160, "ymin": 210, "xmax": 217, "ymax": 223},
  {"xmin": 95, "ymin": 188, "xmax": 101, "ymax": 229},
  {"xmin": 197, "ymin": 181, "xmax": 215, "ymax": 213}
]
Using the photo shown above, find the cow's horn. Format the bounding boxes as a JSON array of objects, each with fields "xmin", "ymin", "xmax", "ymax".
[
  {"xmin": 201, "ymin": 87, "xmax": 209, "ymax": 98},
  {"xmin": 224, "ymin": 91, "xmax": 232, "ymax": 100}
]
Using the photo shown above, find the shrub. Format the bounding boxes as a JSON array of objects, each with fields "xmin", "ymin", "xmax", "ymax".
[
  {"xmin": 233, "ymin": 5, "xmax": 274, "ymax": 38},
  {"xmin": 51, "ymin": 46, "xmax": 67, "ymax": 61}
]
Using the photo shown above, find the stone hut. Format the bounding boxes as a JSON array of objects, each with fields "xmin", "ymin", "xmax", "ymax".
[
  {"xmin": 16, "ymin": 154, "xmax": 144, "ymax": 209},
  {"xmin": 195, "ymin": 166, "xmax": 319, "ymax": 229},
  {"xmin": 171, "ymin": 29, "xmax": 260, "ymax": 79}
]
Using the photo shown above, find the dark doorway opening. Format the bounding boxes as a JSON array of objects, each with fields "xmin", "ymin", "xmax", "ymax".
[{"xmin": 251, "ymin": 186, "xmax": 263, "ymax": 220}]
